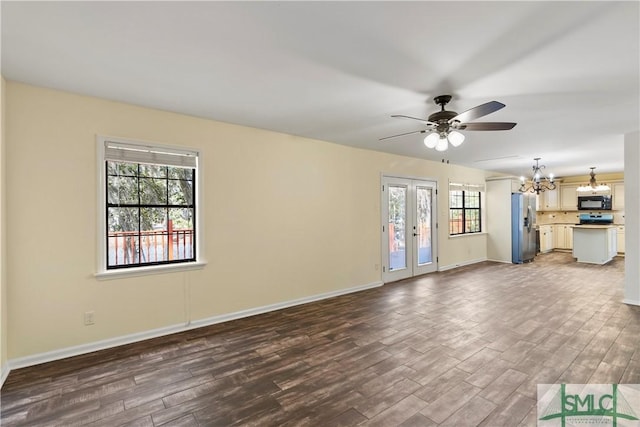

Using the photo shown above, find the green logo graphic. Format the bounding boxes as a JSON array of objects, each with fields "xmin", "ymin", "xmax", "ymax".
[{"xmin": 538, "ymin": 384, "xmax": 639, "ymax": 427}]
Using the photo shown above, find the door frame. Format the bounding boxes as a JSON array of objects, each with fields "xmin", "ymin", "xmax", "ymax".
[{"xmin": 381, "ymin": 174, "xmax": 439, "ymax": 283}]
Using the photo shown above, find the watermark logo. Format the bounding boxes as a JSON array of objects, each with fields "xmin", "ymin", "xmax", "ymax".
[{"xmin": 538, "ymin": 384, "xmax": 640, "ymax": 427}]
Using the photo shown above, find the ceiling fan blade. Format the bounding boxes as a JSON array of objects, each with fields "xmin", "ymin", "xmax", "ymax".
[
  {"xmin": 458, "ymin": 122, "xmax": 517, "ymax": 131},
  {"xmin": 391, "ymin": 115, "xmax": 436, "ymax": 126},
  {"xmin": 450, "ymin": 101, "xmax": 505, "ymax": 124},
  {"xmin": 379, "ymin": 130, "xmax": 427, "ymax": 141}
]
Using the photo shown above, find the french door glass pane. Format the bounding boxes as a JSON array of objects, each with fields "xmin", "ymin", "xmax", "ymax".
[
  {"xmin": 388, "ymin": 185, "xmax": 407, "ymax": 271},
  {"xmin": 417, "ymin": 187, "xmax": 432, "ymax": 265}
]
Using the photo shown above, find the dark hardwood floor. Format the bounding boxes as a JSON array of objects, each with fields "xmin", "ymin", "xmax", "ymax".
[{"xmin": 1, "ymin": 252, "xmax": 639, "ymax": 426}]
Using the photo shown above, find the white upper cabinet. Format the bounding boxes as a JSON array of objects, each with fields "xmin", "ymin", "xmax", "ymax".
[
  {"xmin": 613, "ymin": 182, "xmax": 624, "ymax": 210},
  {"xmin": 538, "ymin": 188, "xmax": 559, "ymax": 211},
  {"xmin": 560, "ymin": 184, "xmax": 579, "ymax": 211}
]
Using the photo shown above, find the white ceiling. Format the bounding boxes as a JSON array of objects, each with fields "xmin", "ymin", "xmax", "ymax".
[{"xmin": 2, "ymin": 1, "xmax": 638, "ymax": 178}]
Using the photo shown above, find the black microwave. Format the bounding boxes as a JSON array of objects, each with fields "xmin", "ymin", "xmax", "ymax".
[{"xmin": 578, "ymin": 195, "xmax": 612, "ymax": 210}]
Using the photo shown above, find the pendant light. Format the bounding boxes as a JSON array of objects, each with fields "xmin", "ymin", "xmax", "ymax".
[{"xmin": 577, "ymin": 167, "xmax": 610, "ymax": 192}]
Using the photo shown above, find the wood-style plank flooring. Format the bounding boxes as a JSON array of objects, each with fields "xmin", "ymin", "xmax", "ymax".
[{"xmin": 2, "ymin": 252, "xmax": 639, "ymax": 426}]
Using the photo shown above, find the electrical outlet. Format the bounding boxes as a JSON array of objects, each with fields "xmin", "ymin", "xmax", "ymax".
[{"xmin": 84, "ymin": 311, "xmax": 95, "ymax": 326}]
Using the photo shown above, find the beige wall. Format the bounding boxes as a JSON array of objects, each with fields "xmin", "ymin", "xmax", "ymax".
[
  {"xmin": 1, "ymin": 77, "xmax": 7, "ymax": 378},
  {"xmin": 485, "ymin": 178, "xmax": 517, "ymax": 263},
  {"xmin": 5, "ymin": 81, "xmax": 487, "ymax": 361}
]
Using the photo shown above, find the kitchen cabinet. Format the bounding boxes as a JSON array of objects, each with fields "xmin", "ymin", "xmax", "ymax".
[
  {"xmin": 553, "ymin": 224, "xmax": 573, "ymax": 250},
  {"xmin": 617, "ymin": 225, "xmax": 625, "ymax": 253},
  {"xmin": 537, "ymin": 189, "xmax": 559, "ymax": 211},
  {"xmin": 613, "ymin": 183, "xmax": 624, "ymax": 210},
  {"xmin": 539, "ymin": 225, "xmax": 553, "ymax": 253},
  {"xmin": 560, "ymin": 184, "xmax": 579, "ymax": 210}
]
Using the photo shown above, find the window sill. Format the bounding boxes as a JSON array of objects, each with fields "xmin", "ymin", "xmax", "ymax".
[
  {"xmin": 449, "ymin": 232, "xmax": 487, "ymax": 239},
  {"xmin": 95, "ymin": 261, "xmax": 207, "ymax": 280}
]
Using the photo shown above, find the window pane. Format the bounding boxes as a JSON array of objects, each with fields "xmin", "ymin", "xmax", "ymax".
[
  {"xmin": 168, "ymin": 166, "xmax": 193, "ymax": 180},
  {"xmin": 139, "ymin": 164, "xmax": 167, "ymax": 178},
  {"xmin": 465, "ymin": 192, "xmax": 480, "ymax": 208},
  {"xmin": 107, "ymin": 207, "xmax": 140, "ymax": 267},
  {"xmin": 140, "ymin": 208, "xmax": 168, "ymax": 263},
  {"xmin": 168, "ymin": 179, "xmax": 193, "ymax": 205},
  {"xmin": 108, "ymin": 207, "xmax": 139, "ymax": 233},
  {"xmin": 449, "ymin": 209, "xmax": 463, "ymax": 234},
  {"xmin": 169, "ymin": 208, "xmax": 195, "ymax": 261},
  {"xmin": 107, "ymin": 176, "xmax": 139, "ymax": 205},
  {"xmin": 140, "ymin": 207, "xmax": 167, "ymax": 232},
  {"xmin": 450, "ymin": 190, "xmax": 463, "ymax": 208},
  {"xmin": 466, "ymin": 209, "xmax": 480, "ymax": 233},
  {"xmin": 140, "ymin": 178, "xmax": 168, "ymax": 205},
  {"xmin": 107, "ymin": 161, "xmax": 138, "ymax": 177}
]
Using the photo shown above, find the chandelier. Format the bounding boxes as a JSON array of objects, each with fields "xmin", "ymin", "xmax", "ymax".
[
  {"xmin": 577, "ymin": 167, "xmax": 610, "ymax": 192},
  {"xmin": 519, "ymin": 158, "xmax": 556, "ymax": 194}
]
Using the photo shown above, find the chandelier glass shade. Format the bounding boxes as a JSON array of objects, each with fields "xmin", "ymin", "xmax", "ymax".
[
  {"xmin": 423, "ymin": 130, "xmax": 465, "ymax": 151},
  {"xmin": 576, "ymin": 167, "xmax": 610, "ymax": 192},
  {"xmin": 519, "ymin": 158, "xmax": 556, "ymax": 194}
]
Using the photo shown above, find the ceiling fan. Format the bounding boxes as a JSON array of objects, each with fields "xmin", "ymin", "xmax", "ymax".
[{"xmin": 380, "ymin": 95, "xmax": 517, "ymax": 151}]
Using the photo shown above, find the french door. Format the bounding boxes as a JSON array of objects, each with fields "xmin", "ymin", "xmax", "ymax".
[{"xmin": 382, "ymin": 176, "xmax": 438, "ymax": 283}]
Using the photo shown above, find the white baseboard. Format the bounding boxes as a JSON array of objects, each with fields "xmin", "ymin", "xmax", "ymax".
[
  {"xmin": 5, "ymin": 280, "xmax": 383, "ymax": 375},
  {"xmin": 623, "ymin": 298, "xmax": 640, "ymax": 306},
  {"xmin": 187, "ymin": 281, "xmax": 382, "ymax": 330},
  {"xmin": 1, "ymin": 362, "xmax": 9, "ymax": 388},
  {"xmin": 8, "ymin": 323, "xmax": 188, "ymax": 371},
  {"xmin": 438, "ymin": 257, "xmax": 487, "ymax": 272}
]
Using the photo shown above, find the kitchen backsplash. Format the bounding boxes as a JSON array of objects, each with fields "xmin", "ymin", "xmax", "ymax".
[{"xmin": 536, "ymin": 210, "xmax": 625, "ymax": 225}]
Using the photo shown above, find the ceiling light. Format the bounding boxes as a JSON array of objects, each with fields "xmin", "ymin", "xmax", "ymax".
[
  {"xmin": 435, "ymin": 135, "xmax": 448, "ymax": 151},
  {"xmin": 423, "ymin": 130, "xmax": 465, "ymax": 151},
  {"xmin": 577, "ymin": 167, "xmax": 610, "ymax": 192},
  {"xmin": 447, "ymin": 130, "xmax": 465, "ymax": 147},
  {"xmin": 424, "ymin": 132, "xmax": 439, "ymax": 148},
  {"xmin": 520, "ymin": 158, "xmax": 556, "ymax": 194}
]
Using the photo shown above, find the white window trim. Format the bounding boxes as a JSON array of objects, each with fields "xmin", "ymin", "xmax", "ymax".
[{"xmin": 95, "ymin": 135, "xmax": 206, "ymax": 280}]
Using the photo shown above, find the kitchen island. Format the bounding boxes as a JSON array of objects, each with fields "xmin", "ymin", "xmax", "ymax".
[{"xmin": 572, "ymin": 225, "xmax": 617, "ymax": 264}]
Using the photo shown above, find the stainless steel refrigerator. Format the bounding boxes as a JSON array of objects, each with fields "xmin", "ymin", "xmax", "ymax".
[{"xmin": 511, "ymin": 193, "xmax": 537, "ymax": 263}]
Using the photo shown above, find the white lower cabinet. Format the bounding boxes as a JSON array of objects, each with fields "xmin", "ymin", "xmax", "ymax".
[
  {"xmin": 553, "ymin": 224, "xmax": 573, "ymax": 250},
  {"xmin": 617, "ymin": 225, "xmax": 625, "ymax": 254},
  {"xmin": 539, "ymin": 225, "xmax": 553, "ymax": 253}
]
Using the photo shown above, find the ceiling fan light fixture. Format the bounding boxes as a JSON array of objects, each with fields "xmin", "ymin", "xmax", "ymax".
[
  {"xmin": 424, "ymin": 132, "xmax": 439, "ymax": 148},
  {"xmin": 447, "ymin": 130, "xmax": 465, "ymax": 147},
  {"xmin": 435, "ymin": 136, "xmax": 449, "ymax": 152},
  {"xmin": 382, "ymin": 95, "xmax": 516, "ymax": 149}
]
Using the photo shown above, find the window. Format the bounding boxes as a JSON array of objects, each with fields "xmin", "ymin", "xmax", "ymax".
[
  {"xmin": 97, "ymin": 137, "xmax": 203, "ymax": 276},
  {"xmin": 449, "ymin": 183, "xmax": 483, "ymax": 235}
]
